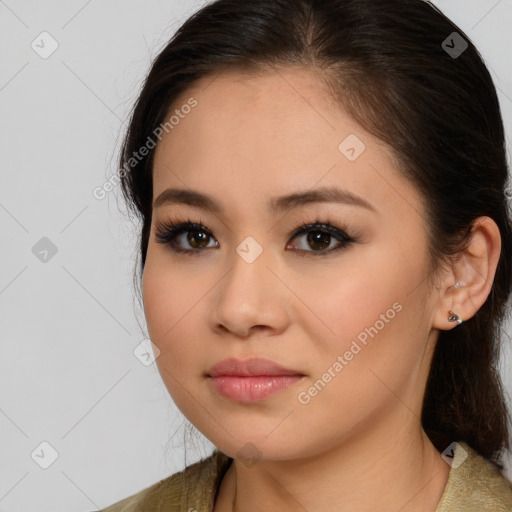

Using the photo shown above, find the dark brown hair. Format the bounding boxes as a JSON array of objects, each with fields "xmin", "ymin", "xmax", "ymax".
[{"xmin": 118, "ymin": 0, "xmax": 512, "ymax": 468}]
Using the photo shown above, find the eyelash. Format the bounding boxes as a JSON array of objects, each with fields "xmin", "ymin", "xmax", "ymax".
[{"xmin": 154, "ymin": 216, "xmax": 358, "ymax": 257}]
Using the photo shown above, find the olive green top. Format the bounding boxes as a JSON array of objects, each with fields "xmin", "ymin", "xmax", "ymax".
[{"xmin": 97, "ymin": 441, "xmax": 512, "ymax": 511}]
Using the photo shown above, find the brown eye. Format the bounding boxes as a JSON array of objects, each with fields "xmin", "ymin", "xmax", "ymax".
[
  {"xmin": 155, "ymin": 219, "xmax": 355, "ymax": 257},
  {"xmin": 286, "ymin": 222, "xmax": 355, "ymax": 256},
  {"xmin": 186, "ymin": 230, "xmax": 211, "ymax": 249},
  {"xmin": 305, "ymin": 230, "xmax": 332, "ymax": 251},
  {"xmin": 154, "ymin": 220, "xmax": 218, "ymax": 255}
]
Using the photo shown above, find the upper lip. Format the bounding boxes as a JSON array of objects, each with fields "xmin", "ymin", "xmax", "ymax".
[{"xmin": 207, "ymin": 358, "xmax": 305, "ymax": 377}]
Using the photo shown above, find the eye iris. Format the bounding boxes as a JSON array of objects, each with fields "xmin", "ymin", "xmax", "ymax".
[
  {"xmin": 307, "ymin": 231, "xmax": 330, "ymax": 250},
  {"xmin": 188, "ymin": 230, "xmax": 209, "ymax": 248}
]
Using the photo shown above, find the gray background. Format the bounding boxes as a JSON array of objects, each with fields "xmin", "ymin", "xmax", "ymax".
[{"xmin": 0, "ymin": 1, "xmax": 511, "ymax": 511}]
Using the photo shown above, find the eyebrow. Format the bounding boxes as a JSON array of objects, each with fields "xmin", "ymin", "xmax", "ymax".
[{"xmin": 153, "ymin": 186, "xmax": 376, "ymax": 215}]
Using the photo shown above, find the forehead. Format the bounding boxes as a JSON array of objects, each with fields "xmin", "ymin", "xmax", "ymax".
[
  {"xmin": 151, "ymin": 67, "xmax": 421, "ymax": 219},
  {"xmin": 156, "ymin": 67, "xmax": 346, "ymax": 161},
  {"xmin": 154, "ymin": 66, "xmax": 359, "ymax": 164}
]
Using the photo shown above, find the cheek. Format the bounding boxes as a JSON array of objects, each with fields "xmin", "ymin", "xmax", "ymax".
[
  {"xmin": 142, "ymin": 256, "xmax": 215, "ymax": 402},
  {"xmin": 292, "ymin": 245, "xmax": 424, "ymax": 393},
  {"xmin": 142, "ymin": 264, "xmax": 196, "ymax": 408},
  {"xmin": 142, "ymin": 261, "xmax": 173, "ymax": 342},
  {"xmin": 142, "ymin": 259, "xmax": 197, "ymax": 359},
  {"xmin": 293, "ymin": 247, "xmax": 409, "ymax": 350},
  {"xmin": 294, "ymin": 249, "xmax": 427, "ymax": 415}
]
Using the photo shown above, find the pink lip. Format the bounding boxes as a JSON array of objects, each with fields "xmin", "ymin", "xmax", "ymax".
[
  {"xmin": 209, "ymin": 375, "xmax": 304, "ymax": 402},
  {"xmin": 206, "ymin": 358, "xmax": 305, "ymax": 403},
  {"xmin": 207, "ymin": 357, "xmax": 304, "ymax": 377}
]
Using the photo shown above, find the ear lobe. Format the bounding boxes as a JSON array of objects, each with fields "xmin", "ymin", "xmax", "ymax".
[{"xmin": 432, "ymin": 216, "xmax": 501, "ymax": 331}]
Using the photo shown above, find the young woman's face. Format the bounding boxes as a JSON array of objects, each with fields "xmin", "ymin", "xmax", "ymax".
[{"xmin": 143, "ymin": 67, "xmax": 442, "ymax": 461}]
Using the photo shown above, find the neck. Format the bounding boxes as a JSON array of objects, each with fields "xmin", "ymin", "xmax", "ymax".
[{"xmin": 215, "ymin": 418, "xmax": 450, "ymax": 512}]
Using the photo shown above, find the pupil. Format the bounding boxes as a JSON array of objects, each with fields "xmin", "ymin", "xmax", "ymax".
[
  {"xmin": 308, "ymin": 231, "xmax": 330, "ymax": 250},
  {"xmin": 188, "ymin": 231, "xmax": 208, "ymax": 248}
]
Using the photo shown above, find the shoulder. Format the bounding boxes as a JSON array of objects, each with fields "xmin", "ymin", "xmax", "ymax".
[
  {"xmin": 435, "ymin": 441, "xmax": 512, "ymax": 512},
  {"xmin": 96, "ymin": 449, "xmax": 233, "ymax": 512}
]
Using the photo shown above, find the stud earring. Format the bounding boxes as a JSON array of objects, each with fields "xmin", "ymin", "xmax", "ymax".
[{"xmin": 448, "ymin": 310, "xmax": 463, "ymax": 325}]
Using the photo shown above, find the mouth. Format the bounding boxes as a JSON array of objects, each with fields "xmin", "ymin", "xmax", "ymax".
[
  {"xmin": 208, "ymin": 375, "xmax": 305, "ymax": 402},
  {"xmin": 206, "ymin": 357, "xmax": 306, "ymax": 403},
  {"xmin": 207, "ymin": 357, "xmax": 305, "ymax": 377}
]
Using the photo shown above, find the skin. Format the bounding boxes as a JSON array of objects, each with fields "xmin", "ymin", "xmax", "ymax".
[{"xmin": 142, "ymin": 66, "xmax": 501, "ymax": 511}]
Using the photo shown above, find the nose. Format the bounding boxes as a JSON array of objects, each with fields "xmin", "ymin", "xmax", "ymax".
[{"xmin": 209, "ymin": 243, "xmax": 289, "ymax": 339}]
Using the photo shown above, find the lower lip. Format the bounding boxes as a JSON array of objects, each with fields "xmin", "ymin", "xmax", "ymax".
[{"xmin": 208, "ymin": 375, "xmax": 304, "ymax": 402}]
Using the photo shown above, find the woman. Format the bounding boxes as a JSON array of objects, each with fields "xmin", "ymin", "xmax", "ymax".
[{"xmin": 98, "ymin": 0, "xmax": 512, "ymax": 510}]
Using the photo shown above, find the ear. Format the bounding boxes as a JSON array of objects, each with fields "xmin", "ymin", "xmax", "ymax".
[{"xmin": 432, "ymin": 216, "xmax": 501, "ymax": 330}]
